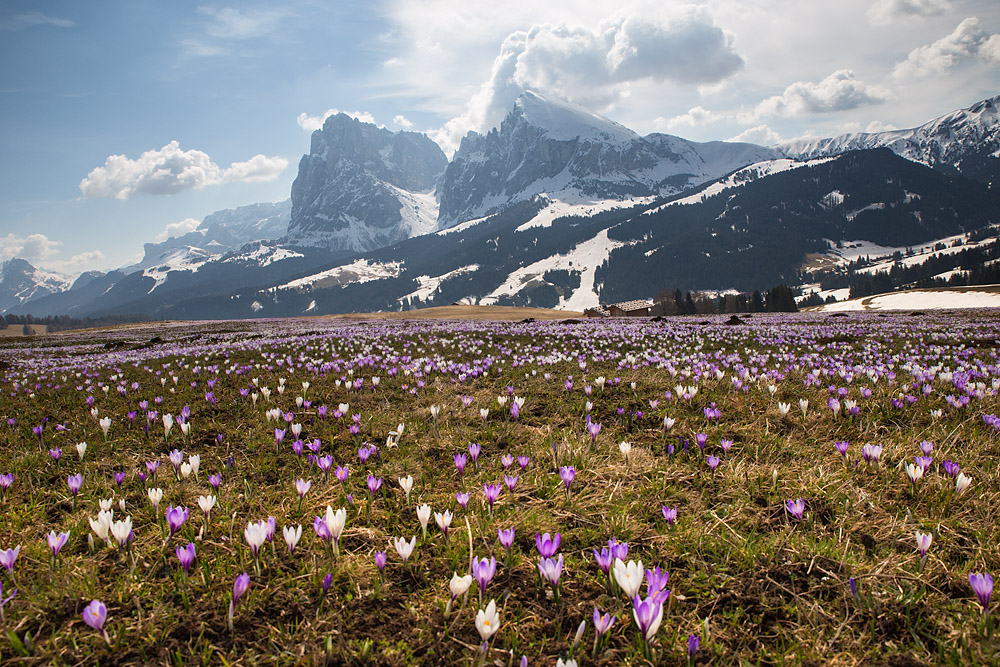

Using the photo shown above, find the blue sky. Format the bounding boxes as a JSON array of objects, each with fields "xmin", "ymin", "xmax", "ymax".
[{"xmin": 1, "ymin": 0, "xmax": 998, "ymax": 274}]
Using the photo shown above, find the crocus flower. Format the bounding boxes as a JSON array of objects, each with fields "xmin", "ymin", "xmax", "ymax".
[
  {"xmin": 498, "ymin": 527, "xmax": 515, "ymax": 555},
  {"xmin": 614, "ymin": 559, "xmax": 644, "ymax": 598},
  {"xmin": 47, "ymin": 530, "xmax": 69, "ymax": 558},
  {"xmin": 0, "ymin": 545, "xmax": 20, "ymax": 573},
  {"xmin": 453, "ymin": 453, "xmax": 467, "ymax": 475},
  {"xmin": 450, "ymin": 572, "xmax": 472, "ymax": 600},
  {"xmin": 688, "ymin": 634, "xmax": 700, "ymax": 660},
  {"xmin": 661, "ymin": 506, "xmax": 678, "ymax": 525},
  {"xmin": 374, "ymin": 550, "xmax": 387, "ymax": 579},
  {"xmin": 587, "ymin": 421, "xmax": 601, "ymax": 442},
  {"xmin": 434, "ymin": 510, "xmax": 453, "ymax": 540},
  {"xmin": 82, "ymin": 599, "xmax": 107, "ymax": 632},
  {"xmin": 970, "ymin": 572, "xmax": 993, "ymax": 613},
  {"xmin": 244, "ymin": 520, "xmax": 268, "ymax": 561},
  {"xmin": 399, "ymin": 475, "xmax": 414, "ymax": 504},
  {"xmin": 0, "ymin": 473, "xmax": 13, "ymax": 499},
  {"xmin": 559, "ymin": 466, "xmax": 575, "ymax": 496},
  {"xmin": 834, "ymin": 441, "xmax": 849, "ymax": 459},
  {"xmin": 110, "ymin": 517, "xmax": 133, "ymax": 548},
  {"xmin": 147, "ymin": 487, "xmax": 163, "ymax": 513},
  {"xmin": 472, "ymin": 556, "xmax": 497, "ymax": 595},
  {"xmin": 706, "ymin": 455, "xmax": 720, "ymax": 473},
  {"xmin": 456, "ymin": 492, "xmax": 470, "ymax": 509},
  {"xmin": 228, "ymin": 572, "xmax": 250, "ymax": 631},
  {"xmin": 476, "ymin": 599, "xmax": 501, "ymax": 642},
  {"xmin": 283, "ymin": 525, "xmax": 302, "ymax": 555},
  {"xmin": 535, "ymin": 532, "xmax": 561, "ymax": 557},
  {"xmin": 176, "ymin": 542, "xmax": 196, "ymax": 574},
  {"xmin": 394, "ymin": 536, "xmax": 416, "ymax": 563},
  {"xmin": 166, "ymin": 505, "xmax": 188, "ymax": 536},
  {"xmin": 645, "ymin": 566, "xmax": 670, "ymax": 599},
  {"xmin": 366, "ymin": 475, "xmax": 382, "ymax": 500},
  {"xmin": 915, "ymin": 531, "xmax": 933, "ymax": 558},
  {"xmin": 785, "ymin": 498, "xmax": 805, "ymax": 521},
  {"xmin": 593, "ymin": 546, "xmax": 614, "ymax": 575},
  {"xmin": 417, "ymin": 503, "xmax": 431, "ymax": 539},
  {"xmin": 198, "ymin": 495, "xmax": 216, "ymax": 522},
  {"xmin": 538, "ymin": 554, "xmax": 563, "ymax": 586},
  {"xmin": 593, "ymin": 606, "xmax": 616, "ymax": 637},
  {"xmin": 483, "ymin": 483, "xmax": 501, "ymax": 513},
  {"xmin": 517, "ymin": 455, "xmax": 530, "ymax": 471},
  {"xmin": 49, "ymin": 448, "xmax": 62, "ymax": 462},
  {"xmin": 905, "ymin": 463, "xmax": 924, "ymax": 485},
  {"xmin": 956, "ymin": 473, "xmax": 972, "ymax": 494},
  {"xmin": 632, "ymin": 593, "xmax": 664, "ymax": 642},
  {"xmin": 67, "ymin": 473, "xmax": 83, "ymax": 497}
]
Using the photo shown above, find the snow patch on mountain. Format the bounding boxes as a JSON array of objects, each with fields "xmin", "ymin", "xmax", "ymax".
[
  {"xmin": 280, "ymin": 258, "xmax": 403, "ymax": 290},
  {"xmin": 401, "ymin": 264, "xmax": 480, "ymax": 304},
  {"xmin": 481, "ymin": 229, "xmax": 624, "ymax": 310},
  {"xmin": 515, "ymin": 194, "xmax": 656, "ymax": 232}
]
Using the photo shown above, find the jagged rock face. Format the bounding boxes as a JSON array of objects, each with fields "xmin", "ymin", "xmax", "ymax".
[
  {"xmin": 779, "ymin": 95, "xmax": 1000, "ymax": 186},
  {"xmin": 287, "ymin": 114, "xmax": 448, "ymax": 253},
  {"xmin": 437, "ymin": 91, "xmax": 779, "ymax": 227},
  {"xmin": 0, "ymin": 258, "xmax": 72, "ymax": 313}
]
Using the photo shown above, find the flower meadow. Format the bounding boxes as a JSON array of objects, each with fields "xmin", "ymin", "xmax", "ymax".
[{"xmin": 0, "ymin": 311, "xmax": 999, "ymax": 664}]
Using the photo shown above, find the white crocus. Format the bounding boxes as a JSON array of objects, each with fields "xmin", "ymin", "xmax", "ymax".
[
  {"xmin": 476, "ymin": 599, "xmax": 501, "ymax": 642},
  {"xmin": 180, "ymin": 462, "xmax": 192, "ymax": 480},
  {"xmin": 76, "ymin": 442, "xmax": 88, "ymax": 460},
  {"xmin": 198, "ymin": 495, "xmax": 216, "ymax": 520},
  {"xmin": 189, "ymin": 454, "xmax": 200, "ymax": 479},
  {"xmin": 416, "ymin": 504, "xmax": 431, "ymax": 540},
  {"xmin": 283, "ymin": 524, "xmax": 302, "ymax": 554},
  {"xmin": 399, "ymin": 475, "xmax": 414, "ymax": 503},
  {"xmin": 110, "ymin": 516, "xmax": 132, "ymax": 547},
  {"xmin": 449, "ymin": 572, "xmax": 472, "ymax": 598},
  {"xmin": 147, "ymin": 487, "xmax": 163, "ymax": 512},
  {"xmin": 394, "ymin": 536, "xmax": 416, "ymax": 563},
  {"xmin": 612, "ymin": 558, "xmax": 644, "ymax": 598},
  {"xmin": 619, "ymin": 441, "xmax": 632, "ymax": 461}
]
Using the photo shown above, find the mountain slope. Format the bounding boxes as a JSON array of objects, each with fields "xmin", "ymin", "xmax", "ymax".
[
  {"xmin": 287, "ymin": 113, "xmax": 448, "ymax": 253},
  {"xmin": 779, "ymin": 95, "xmax": 1000, "ymax": 186},
  {"xmin": 437, "ymin": 91, "xmax": 780, "ymax": 227},
  {"xmin": 0, "ymin": 259, "xmax": 73, "ymax": 313}
]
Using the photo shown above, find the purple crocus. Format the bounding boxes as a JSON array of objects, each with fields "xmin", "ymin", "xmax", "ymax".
[
  {"xmin": 66, "ymin": 473, "xmax": 83, "ymax": 497},
  {"xmin": 834, "ymin": 440, "xmax": 849, "ymax": 459},
  {"xmin": 366, "ymin": 474, "xmax": 382, "ymax": 499},
  {"xmin": 587, "ymin": 421, "xmax": 601, "ymax": 442},
  {"xmin": 46, "ymin": 530, "xmax": 69, "ymax": 557},
  {"xmin": 517, "ymin": 455, "xmax": 530, "ymax": 471},
  {"xmin": 687, "ymin": 634, "xmax": 700, "ymax": 660},
  {"xmin": 176, "ymin": 542, "xmax": 196, "ymax": 575},
  {"xmin": 81, "ymin": 599, "xmax": 107, "ymax": 632},
  {"xmin": 483, "ymin": 483, "xmax": 501, "ymax": 513},
  {"xmin": 593, "ymin": 546, "xmax": 614, "ymax": 575},
  {"xmin": 453, "ymin": 453, "xmax": 467, "ymax": 476},
  {"xmin": 706, "ymin": 455, "xmax": 720, "ymax": 473},
  {"xmin": 166, "ymin": 505, "xmax": 189, "ymax": 536},
  {"xmin": 472, "ymin": 555, "xmax": 497, "ymax": 596},
  {"xmin": 455, "ymin": 491, "xmax": 470, "ymax": 510},
  {"xmin": 0, "ymin": 473, "xmax": 12, "ymax": 498},
  {"xmin": 228, "ymin": 572, "xmax": 251, "ymax": 631},
  {"xmin": 695, "ymin": 433, "xmax": 708, "ymax": 454},
  {"xmin": 559, "ymin": 466, "xmax": 575, "ymax": 496},
  {"xmin": 632, "ymin": 593, "xmax": 664, "ymax": 642},
  {"xmin": 661, "ymin": 506, "xmax": 678, "ymax": 525},
  {"xmin": 785, "ymin": 498, "xmax": 805, "ymax": 521},
  {"xmin": 970, "ymin": 573, "xmax": 994, "ymax": 614},
  {"xmin": 374, "ymin": 550, "xmax": 387, "ymax": 580},
  {"xmin": 593, "ymin": 606, "xmax": 616, "ymax": 637},
  {"xmin": 208, "ymin": 473, "xmax": 222, "ymax": 491},
  {"xmin": 0, "ymin": 545, "xmax": 20, "ymax": 573},
  {"xmin": 504, "ymin": 474, "xmax": 518, "ymax": 493},
  {"xmin": 49, "ymin": 447, "xmax": 62, "ymax": 463},
  {"xmin": 535, "ymin": 532, "xmax": 561, "ymax": 558},
  {"xmin": 538, "ymin": 554, "xmax": 563, "ymax": 588},
  {"xmin": 498, "ymin": 527, "xmax": 515, "ymax": 556}
]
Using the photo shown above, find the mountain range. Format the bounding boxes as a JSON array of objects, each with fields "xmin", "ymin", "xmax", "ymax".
[{"xmin": 6, "ymin": 92, "xmax": 1000, "ymax": 319}]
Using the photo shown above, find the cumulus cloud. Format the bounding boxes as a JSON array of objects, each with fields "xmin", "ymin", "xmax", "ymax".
[
  {"xmin": 392, "ymin": 115, "xmax": 414, "ymax": 129},
  {"xmin": 728, "ymin": 125, "xmax": 784, "ymax": 146},
  {"xmin": 654, "ymin": 106, "xmax": 718, "ymax": 131},
  {"xmin": 868, "ymin": 0, "xmax": 949, "ymax": 25},
  {"xmin": 431, "ymin": 9, "xmax": 744, "ymax": 153},
  {"xmin": 752, "ymin": 70, "xmax": 889, "ymax": 118},
  {"xmin": 0, "ymin": 11, "xmax": 75, "ymax": 31},
  {"xmin": 155, "ymin": 218, "xmax": 201, "ymax": 242},
  {"xmin": 893, "ymin": 17, "xmax": 1000, "ymax": 77},
  {"xmin": 296, "ymin": 109, "xmax": 379, "ymax": 131},
  {"xmin": 866, "ymin": 120, "xmax": 899, "ymax": 133},
  {"xmin": 79, "ymin": 141, "xmax": 288, "ymax": 199},
  {"xmin": 0, "ymin": 233, "xmax": 61, "ymax": 264}
]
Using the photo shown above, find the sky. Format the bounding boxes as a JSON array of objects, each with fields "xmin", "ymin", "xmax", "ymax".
[{"xmin": 1, "ymin": 0, "xmax": 998, "ymax": 275}]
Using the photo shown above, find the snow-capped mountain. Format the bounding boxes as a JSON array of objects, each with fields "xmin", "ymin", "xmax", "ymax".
[
  {"xmin": 286, "ymin": 112, "xmax": 448, "ymax": 253},
  {"xmin": 0, "ymin": 259, "xmax": 74, "ymax": 313},
  {"xmin": 436, "ymin": 91, "xmax": 780, "ymax": 227},
  {"xmin": 123, "ymin": 199, "xmax": 291, "ymax": 277},
  {"xmin": 779, "ymin": 95, "xmax": 1000, "ymax": 186}
]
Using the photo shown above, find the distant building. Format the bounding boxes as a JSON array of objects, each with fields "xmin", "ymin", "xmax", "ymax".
[{"xmin": 587, "ymin": 300, "xmax": 653, "ymax": 317}]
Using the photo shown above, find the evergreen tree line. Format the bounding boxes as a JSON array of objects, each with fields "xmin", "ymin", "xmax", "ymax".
[
  {"xmin": 651, "ymin": 285, "xmax": 798, "ymax": 315},
  {"xmin": 0, "ymin": 312, "xmax": 156, "ymax": 333}
]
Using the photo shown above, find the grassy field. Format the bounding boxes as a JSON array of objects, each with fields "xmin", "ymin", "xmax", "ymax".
[{"xmin": 0, "ymin": 311, "xmax": 998, "ymax": 665}]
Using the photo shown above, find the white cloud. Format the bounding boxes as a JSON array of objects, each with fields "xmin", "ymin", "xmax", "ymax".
[
  {"xmin": 752, "ymin": 70, "xmax": 889, "ymax": 118},
  {"xmin": 184, "ymin": 6, "xmax": 288, "ymax": 56},
  {"xmin": 79, "ymin": 141, "xmax": 288, "ymax": 199},
  {"xmin": 296, "ymin": 109, "xmax": 379, "ymax": 131},
  {"xmin": 0, "ymin": 233, "xmax": 61, "ymax": 264},
  {"xmin": 430, "ymin": 9, "xmax": 744, "ymax": 153},
  {"xmin": 865, "ymin": 120, "xmax": 899, "ymax": 132},
  {"xmin": 0, "ymin": 12, "xmax": 75, "ymax": 31},
  {"xmin": 155, "ymin": 218, "xmax": 201, "ymax": 242},
  {"xmin": 868, "ymin": 0, "xmax": 949, "ymax": 25},
  {"xmin": 655, "ymin": 106, "xmax": 718, "ymax": 131},
  {"xmin": 893, "ymin": 17, "xmax": 1000, "ymax": 77},
  {"xmin": 728, "ymin": 125, "xmax": 784, "ymax": 146},
  {"xmin": 392, "ymin": 115, "xmax": 414, "ymax": 129}
]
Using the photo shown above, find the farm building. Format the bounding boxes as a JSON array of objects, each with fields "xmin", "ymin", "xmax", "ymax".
[{"xmin": 586, "ymin": 300, "xmax": 653, "ymax": 317}]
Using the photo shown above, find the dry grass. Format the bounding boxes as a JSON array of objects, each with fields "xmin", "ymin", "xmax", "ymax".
[{"xmin": 0, "ymin": 313, "xmax": 998, "ymax": 665}]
